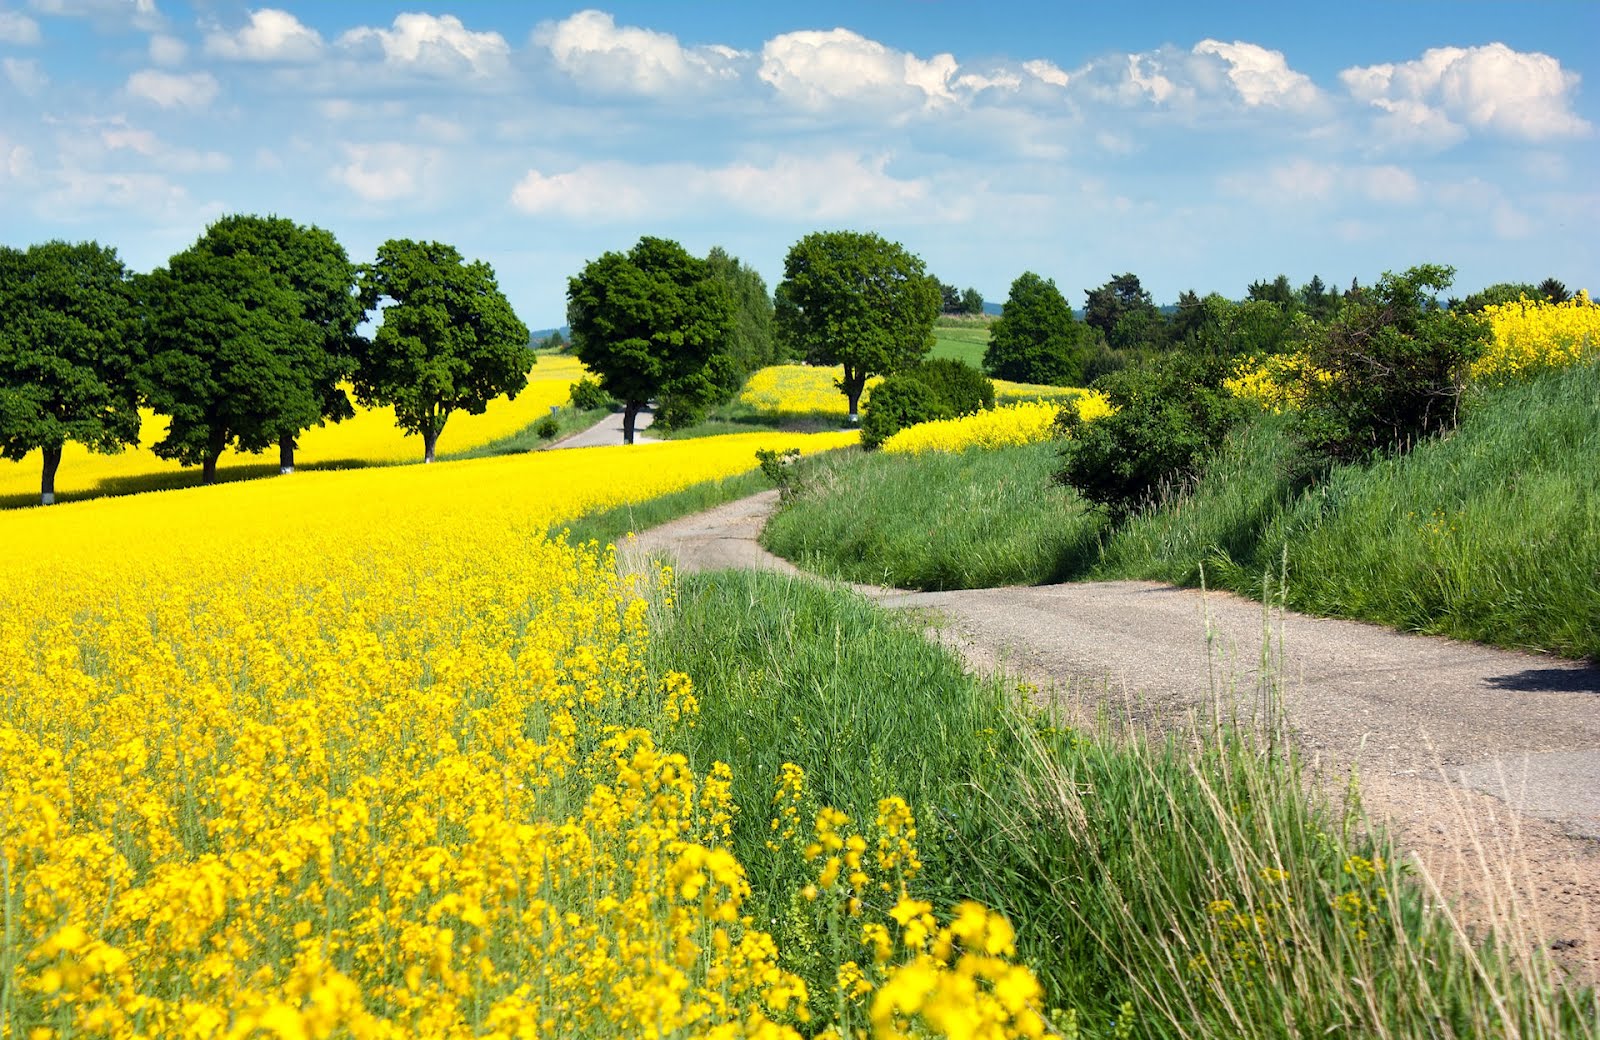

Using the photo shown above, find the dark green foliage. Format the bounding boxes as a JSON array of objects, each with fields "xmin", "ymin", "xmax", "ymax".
[
  {"xmin": 985, "ymin": 272, "xmax": 1089, "ymax": 385},
  {"xmin": 0, "ymin": 241, "xmax": 139, "ymax": 504},
  {"xmin": 354, "ymin": 239, "xmax": 532, "ymax": 463},
  {"xmin": 959, "ymin": 287, "xmax": 984, "ymax": 316},
  {"xmin": 938, "ymin": 280, "xmax": 962, "ymax": 313},
  {"xmin": 1299, "ymin": 275, "xmax": 1343, "ymax": 322},
  {"xmin": 860, "ymin": 373, "xmax": 948, "ymax": 449},
  {"xmin": 1452, "ymin": 281, "xmax": 1538, "ymax": 313},
  {"xmin": 754, "ymin": 446, "xmax": 802, "ymax": 500},
  {"xmin": 1084, "ymin": 272, "xmax": 1166, "ymax": 350},
  {"xmin": 135, "ymin": 244, "xmax": 312, "ymax": 484},
  {"xmin": 1246, "ymin": 274, "xmax": 1296, "ymax": 308},
  {"xmin": 568, "ymin": 376, "xmax": 615, "ymax": 412},
  {"xmin": 705, "ymin": 246, "xmax": 778, "ymax": 385},
  {"xmin": 534, "ymin": 414, "xmax": 560, "ymax": 439},
  {"xmin": 567, "ymin": 236, "xmax": 734, "ymax": 443},
  {"xmin": 188, "ymin": 215, "xmax": 363, "ymax": 472},
  {"xmin": 775, "ymin": 230, "xmax": 940, "ymax": 418},
  {"xmin": 1056, "ymin": 351, "xmax": 1242, "ymax": 518},
  {"xmin": 1538, "ymin": 277, "xmax": 1571, "ymax": 304},
  {"xmin": 1295, "ymin": 264, "xmax": 1487, "ymax": 465},
  {"xmin": 906, "ymin": 357, "xmax": 994, "ymax": 415}
]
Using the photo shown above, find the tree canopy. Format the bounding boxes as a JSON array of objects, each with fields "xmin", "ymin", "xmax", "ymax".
[
  {"xmin": 775, "ymin": 230, "xmax": 940, "ymax": 420},
  {"xmin": 984, "ymin": 272, "xmax": 1088, "ymax": 385},
  {"xmin": 0, "ymin": 241, "xmax": 139, "ymax": 504},
  {"xmin": 191, "ymin": 215, "xmax": 363, "ymax": 472},
  {"xmin": 1084, "ymin": 273, "xmax": 1162, "ymax": 350},
  {"xmin": 354, "ymin": 239, "xmax": 531, "ymax": 463},
  {"xmin": 705, "ymin": 245, "xmax": 778, "ymax": 389},
  {"xmin": 567, "ymin": 236, "xmax": 734, "ymax": 442}
]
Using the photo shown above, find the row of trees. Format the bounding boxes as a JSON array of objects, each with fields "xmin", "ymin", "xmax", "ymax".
[{"xmin": 0, "ymin": 217, "xmax": 531, "ymax": 504}]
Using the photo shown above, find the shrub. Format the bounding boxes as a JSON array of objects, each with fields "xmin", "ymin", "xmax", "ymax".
[
  {"xmin": 568, "ymin": 376, "xmax": 614, "ymax": 411},
  {"xmin": 861, "ymin": 375, "xmax": 950, "ymax": 449},
  {"xmin": 1055, "ymin": 351, "xmax": 1242, "ymax": 518},
  {"xmin": 905, "ymin": 357, "xmax": 995, "ymax": 415},
  {"xmin": 1295, "ymin": 264, "xmax": 1487, "ymax": 465},
  {"xmin": 534, "ymin": 414, "xmax": 560, "ymax": 439}
]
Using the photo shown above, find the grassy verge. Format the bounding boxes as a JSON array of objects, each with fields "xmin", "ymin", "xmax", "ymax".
[
  {"xmin": 761, "ymin": 441, "xmax": 1099, "ymax": 588},
  {"xmin": 650, "ymin": 570, "xmax": 1594, "ymax": 1037},
  {"xmin": 654, "ymin": 398, "xmax": 853, "ymax": 440},
  {"xmin": 764, "ymin": 363, "xmax": 1600, "ymax": 657},
  {"xmin": 556, "ymin": 468, "xmax": 773, "ymax": 547}
]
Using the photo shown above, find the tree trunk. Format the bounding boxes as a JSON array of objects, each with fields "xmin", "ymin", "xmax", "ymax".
[
  {"xmin": 622, "ymin": 401, "xmax": 640, "ymax": 445},
  {"xmin": 423, "ymin": 428, "xmax": 438, "ymax": 464},
  {"xmin": 203, "ymin": 427, "xmax": 226, "ymax": 485},
  {"xmin": 40, "ymin": 445, "xmax": 62, "ymax": 506},
  {"xmin": 279, "ymin": 433, "xmax": 296, "ymax": 474},
  {"xmin": 843, "ymin": 366, "xmax": 866, "ymax": 424}
]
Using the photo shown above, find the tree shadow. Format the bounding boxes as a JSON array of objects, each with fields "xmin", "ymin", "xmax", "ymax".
[{"xmin": 1483, "ymin": 666, "xmax": 1600, "ymax": 694}]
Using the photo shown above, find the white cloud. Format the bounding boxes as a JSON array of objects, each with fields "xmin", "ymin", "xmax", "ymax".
[
  {"xmin": 759, "ymin": 28, "xmax": 959, "ymax": 111},
  {"xmin": 124, "ymin": 68, "xmax": 217, "ymax": 108},
  {"xmin": 38, "ymin": 170, "xmax": 193, "ymax": 220},
  {"xmin": 338, "ymin": 13, "xmax": 509, "ymax": 79},
  {"xmin": 1222, "ymin": 159, "xmax": 1420, "ymax": 206},
  {"xmin": 147, "ymin": 32, "xmax": 185, "ymax": 65},
  {"xmin": 100, "ymin": 124, "xmax": 229, "ymax": 172},
  {"xmin": 510, "ymin": 151, "xmax": 937, "ymax": 222},
  {"xmin": 1022, "ymin": 59, "xmax": 1070, "ymax": 89},
  {"xmin": 1341, "ymin": 43, "xmax": 1591, "ymax": 141},
  {"xmin": 332, "ymin": 142, "xmax": 440, "ymax": 202},
  {"xmin": 536, "ymin": 9, "xmax": 744, "ymax": 96},
  {"xmin": 0, "ymin": 10, "xmax": 42, "ymax": 44},
  {"xmin": 204, "ymin": 8, "xmax": 322, "ymax": 63},
  {"xmin": 1193, "ymin": 39, "xmax": 1320, "ymax": 110},
  {"xmin": 0, "ymin": 134, "xmax": 31, "ymax": 179},
  {"xmin": 3, "ymin": 57, "xmax": 47, "ymax": 95}
]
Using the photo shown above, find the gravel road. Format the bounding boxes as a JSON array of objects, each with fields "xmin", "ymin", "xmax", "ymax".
[{"xmin": 628, "ymin": 490, "xmax": 1600, "ymax": 977}]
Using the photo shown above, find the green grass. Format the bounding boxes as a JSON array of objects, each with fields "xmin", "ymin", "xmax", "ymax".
[
  {"xmin": 649, "ymin": 570, "xmax": 1594, "ymax": 1037},
  {"xmin": 931, "ymin": 324, "xmax": 991, "ymax": 368},
  {"xmin": 764, "ymin": 362, "xmax": 1600, "ymax": 658},
  {"xmin": 761, "ymin": 441, "xmax": 1101, "ymax": 589},
  {"xmin": 556, "ymin": 468, "xmax": 773, "ymax": 547},
  {"xmin": 653, "ymin": 398, "xmax": 854, "ymax": 440}
]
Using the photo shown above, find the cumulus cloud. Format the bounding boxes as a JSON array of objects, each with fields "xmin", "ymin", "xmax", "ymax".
[
  {"xmin": 204, "ymin": 8, "xmax": 323, "ymax": 63},
  {"xmin": 338, "ymin": 13, "xmax": 509, "ymax": 79},
  {"xmin": 1341, "ymin": 43, "xmax": 1591, "ymax": 141},
  {"xmin": 4, "ymin": 57, "xmax": 47, "ymax": 95},
  {"xmin": 124, "ymin": 68, "xmax": 217, "ymax": 108},
  {"xmin": 1022, "ymin": 59, "xmax": 1070, "ymax": 89},
  {"xmin": 0, "ymin": 10, "xmax": 42, "ymax": 44},
  {"xmin": 28, "ymin": 0, "xmax": 160, "ymax": 31},
  {"xmin": 1193, "ymin": 39, "xmax": 1321, "ymax": 110},
  {"xmin": 510, "ymin": 151, "xmax": 938, "ymax": 222},
  {"xmin": 759, "ymin": 28, "xmax": 961, "ymax": 111},
  {"xmin": 332, "ymin": 142, "xmax": 441, "ymax": 202},
  {"xmin": 536, "ymin": 9, "xmax": 745, "ymax": 96}
]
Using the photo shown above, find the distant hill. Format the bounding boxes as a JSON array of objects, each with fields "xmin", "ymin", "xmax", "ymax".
[{"xmin": 529, "ymin": 325, "xmax": 571, "ymax": 342}]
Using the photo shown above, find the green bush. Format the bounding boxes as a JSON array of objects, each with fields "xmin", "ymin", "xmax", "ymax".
[
  {"xmin": 861, "ymin": 374, "xmax": 949, "ymax": 449},
  {"xmin": 568, "ymin": 376, "xmax": 614, "ymax": 412},
  {"xmin": 906, "ymin": 357, "xmax": 995, "ymax": 415},
  {"xmin": 534, "ymin": 414, "xmax": 560, "ymax": 439},
  {"xmin": 1296, "ymin": 264, "xmax": 1487, "ymax": 465},
  {"xmin": 1055, "ymin": 351, "xmax": 1242, "ymax": 518}
]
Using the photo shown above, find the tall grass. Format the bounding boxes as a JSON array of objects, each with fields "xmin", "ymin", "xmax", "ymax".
[
  {"xmin": 765, "ymin": 362, "xmax": 1600, "ymax": 657},
  {"xmin": 650, "ymin": 570, "xmax": 1596, "ymax": 1037}
]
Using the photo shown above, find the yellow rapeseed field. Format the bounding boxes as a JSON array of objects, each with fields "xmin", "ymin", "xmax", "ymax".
[
  {"xmin": 0, "ymin": 356, "xmax": 589, "ymax": 505},
  {"xmin": 737, "ymin": 365, "xmax": 1085, "ymax": 418},
  {"xmin": 1473, "ymin": 291, "xmax": 1599, "ymax": 383},
  {"xmin": 0, "ymin": 429, "xmax": 1051, "ymax": 1038},
  {"xmin": 880, "ymin": 395, "xmax": 1112, "ymax": 456}
]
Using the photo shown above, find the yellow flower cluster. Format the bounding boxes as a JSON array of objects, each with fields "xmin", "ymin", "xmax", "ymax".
[
  {"xmin": 879, "ymin": 393, "xmax": 1113, "ymax": 456},
  {"xmin": 1223, "ymin": 353, "xmax": 1327, "ymax": 413},
  {"xmin": 1472, "ymin": 291, "xmax": 1599, "ymax": 384},
  {"xmin": 737, "ymin": 365, "xmax": 1086, "ymax": 418},
  {"xmin": 0, "ymin": 424, "xmax": 1050, "ymax": 1037},
  {"xmin": 0, "ymin": 357, "xmax": 590, "ymax": 503}
]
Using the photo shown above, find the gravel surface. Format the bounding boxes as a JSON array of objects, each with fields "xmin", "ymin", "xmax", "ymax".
[
  {"xmin": 550, "ymin": 406, "xmax": 656, "ymax": 449},
  {"xmin": 629, "ymin": 490, "xmax": 1600, "ymax": 980}
]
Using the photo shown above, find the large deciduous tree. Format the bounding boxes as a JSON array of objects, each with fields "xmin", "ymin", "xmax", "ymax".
[
  {"xmin": 775, "ymin": 230, "xmax": 939, "ymax": 422},
  {"xmin": 0, "ymin": 241, "xmax": 139, "ymax": 505},
  {"xmin": 704, "ymin": 245, "xmax": 777, "ymax": 388},
  {"xmin": 354, "ymin": 239, "xmax": 532, "ymax": 463},
  {"xmin": 135, "ymin": 247, "xmax": 308, "ymax": 484},
  {"xmin": 567, "ymin": 237, "xmax": 734, "ymax": 443},
  {"xmin": 192, "ymin": 215, "xmax": 363, "ymax": 473},
  {"xmin": 1084, "ymin": 272, "xmax": 1165, "ymax": 350},
  {"xmin": 984, "ymin": 272, "xmax": 1089, "ymax": 386}
]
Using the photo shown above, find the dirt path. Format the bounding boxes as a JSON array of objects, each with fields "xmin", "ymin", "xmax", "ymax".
[
  {"xmin": 628, "ymin": 490, "xmax": 1600, "ymax": 980},
  {"xmin": 549, "ymin": 405, "xmax": 657, "ymax": 449}
]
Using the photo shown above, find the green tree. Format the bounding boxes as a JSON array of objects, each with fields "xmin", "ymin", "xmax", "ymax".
[
  {"xmin": 775, "ymin": 230, "xmax": 940, "ymax": 421},
  {"xmin": 938, "ymin": 280, "xmax": 961, "ymax": 314},
  {"xmin": 0, "ymin": 241, "xmax": 139, "ymax": 505},
  {"xmin": 567, "ymin": 236, "xmax": 734, "ymax": 443},
  {"xmin": 135, "ymin": 247, "xmax": 310, "ymax": 484},
  {"xmin": 1083, "ymin": 273, "xmax": 1160, "ymax": 349},
  {"xmin": 1537, "ymin": 277, "xmax": 1571, "ymax": 304},
  {"xmin": 959, "ymin": 287, "xmax": 984, "ymax": 316},
  {"xmin": 705, "ymin": 246, "xmax": 777, "ymax": 389},
  {"xmin": 1299, "ymin": 275, "xmax": 1341, "ymax": 323},
  {"xmin": 984, "ymin": 271, "xmax": 1089, "ymax": 385},
  {"xmin": 1246, "ymin": 274, "xmax": 1296, "ymax": 309},
  {"xmin": 354, "ymin": 239, "xmax": 532, "ymax": 463},
  {"xmin": 1298, "ymin": 264, "xmax": 1488, "ymax": 464},
  {"xmin": 191, "ymin": 215, "xmax": 363, "ymax": 473},
  {"xmin": 1451, "ymin": 282, "xmax": 1537, "ymax": 313}
]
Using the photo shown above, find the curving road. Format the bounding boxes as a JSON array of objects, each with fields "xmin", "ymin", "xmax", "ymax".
[
  {"xmin": 626, "ymin": 490, "xmax": 1600, "ymax": 980},
  {"xmin": 550, "ymin": 406, "xmax": 657, "ymax": 449}
]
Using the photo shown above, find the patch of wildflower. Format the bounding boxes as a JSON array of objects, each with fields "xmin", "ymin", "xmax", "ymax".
[
  {"xmin": 1473, "ymin": 291, "xmax": 1599, "ymax": 384},
  {"xmin": 1332, "ymin": 855, "xmax": 1389, "ymax": 943},
  {"xmin": 1188, "ymin": 865, "xmax": 1296, "ymax": 983},
  {"xmin": 1224, "ymin": 352, "xmax": 1331, "ymax": 413}
]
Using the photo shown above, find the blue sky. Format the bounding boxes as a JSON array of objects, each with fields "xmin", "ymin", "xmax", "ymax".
[{"xmin": 1, "ymin": 1, "xmax": 1596, "ymax": 326}]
